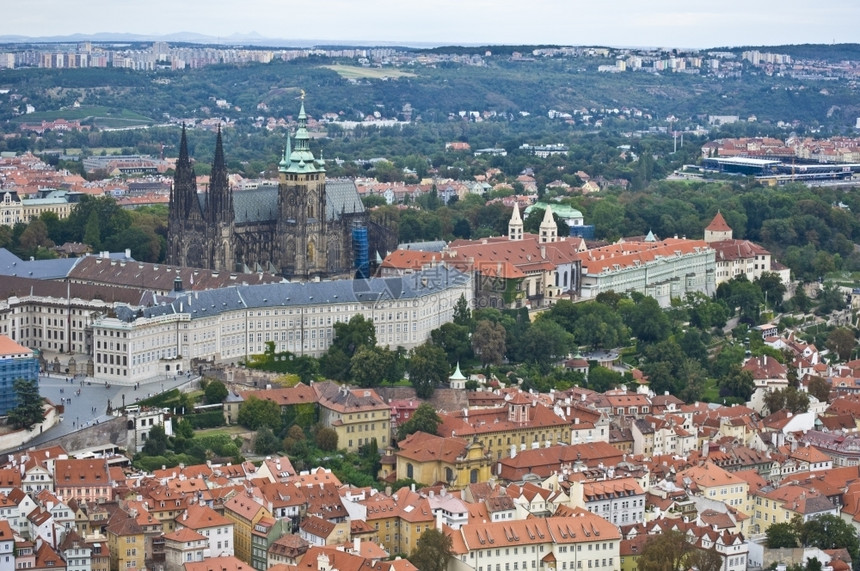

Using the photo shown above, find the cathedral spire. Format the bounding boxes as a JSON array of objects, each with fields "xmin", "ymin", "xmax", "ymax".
[
  {"xmin": 172, "ymin": 124, "xmax": 201, "ymax": 220},
  {"xmin": 206, "ymin": 126, "xmax": 233, "ymax": 225},
  {"xmin": 279, "ymin": 93, "xmax": 323, "ymax": 175},
  {"xmin": 278, "ymin": 130, "xmax": 292, "ymax": 173}
]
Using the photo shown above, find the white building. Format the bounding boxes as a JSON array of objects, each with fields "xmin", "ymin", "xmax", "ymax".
[
  {"xmin": 447, "ymin": 513, "xmax": 621, "ymax": 571},
  {"xmin": 704, "ymin": 212, "xmax": 789, "ymax": 287},
  {"xmin": 578, "ymin": 238, "xmax": 716, "ymax": 307},
  {"xmin": 569, "ymin": 477, "xmax": 646, "ymax": 526},
  {"xmin": 90, "ymin": 264, "xmax": 471, "ymax": 383}
]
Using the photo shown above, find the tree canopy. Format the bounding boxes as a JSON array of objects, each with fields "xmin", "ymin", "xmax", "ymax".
[
  {"xmin": 409, "ymin": 528, "xmax": 453, "ymax": 571},
  {"xmin": 237, "ymin": 396, "xmax": 282, "ymax": 431},
  {"xmin": 7, "ymin": 378, "xmax": 45, "ymax": 430},
  {"xmin": 396, "ymin": 403, "xmax": 442, "ymax": 442}
]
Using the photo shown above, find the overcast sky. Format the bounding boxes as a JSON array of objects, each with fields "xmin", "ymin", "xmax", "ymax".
[{"xmin": 4, "ymin": 0, "xmax": 857, "ymax": 48}]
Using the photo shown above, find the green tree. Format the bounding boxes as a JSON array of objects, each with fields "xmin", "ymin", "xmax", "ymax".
[
  {"xmin": 718, "ymin": 365, "xmax": 756, "ymax": 401},
  {"xmin": 717, "ymin": 276, "xmax": 764, "ymax": 325},
  {"xmin": 826, "ymin": 327, "xmax": 855, "ymax": 362},
  {"xmin": 755, "ymin": 272, "xmax": 787, "ymax": 310},
  {"xmin": 237, "ymin": 396, "xmax": 282, "ymax": 431},
  {"xmin": 686, "ymin": 548, "xmax": 723, "ymax": 571},
  {"xmin": 620, "ymin": 294, "xmax": 671, "ymax": 345},
  {"xmin": 142, "ymin": 424, "xmax": 168, "ymax": 456},
  {"xmin": 471, "ymin": 319, "xmax": 506, "ymax": 367},
  {"xmin": 396, "ymin": 403, "xmax": 442, "ymax": 441},
  {"xmin": 321, "ymin": 315, "xmax": 377, "ymax": 380},
  {"xmin": 17, "ymin": 218, "xmax": 54, "ymax": 257},
  {"xmin": 764, "ymin": 387, "xmax": 810, "ymax": 415},
  {"xmin": 430, "ymin": 323, "xmax": 472, "ymax": 366},
  {"xmin": 710, "ymin": 343, "xmax": 746, "ymax": 379},
  {"xmin": 409, "ymin": 528, "xmax": 453, "ymax": 571},
  {"xmin": 7, "ymin": 378, "xmax": 45, "ymax": 430},
  {"xmin": 807, "ymin": 376, "xmax": 831, "ymax": 404},
  {"xmin": 315, "ymin": 427, "xmax": 339, "ymax": 451},
  {"xmin": 520, "ymin": 318, "xmax": 575, "ymax": 372},
  {"xmin": 175, "ymin": 418, "xmax": 194, "ymax": 439},
  {"xmin": 453, "ymin": 294, "xmax": 472, "ymax": 327},
  {"xmin": 254, "ymin": 426, "xmax": 281, "ymax": 455},
  {"xmin": 204, "ymin": 379, "xmax": 229, "ymax": 404},
  {"xmin": 407, "ymin": 342, "xmax": 450, "ymax": 399},
  {"xmin": 282, "ymin": 424, "xmax": 306, "ymax": 452},
  {"xmin": 678, "ymin": 358, "xmax": 708, "ymax": 403},
  {"xmin": 799, "ymin": 514, "xmax": 860, "ymax": 563},
  {"xmin": 350, "ymin": 345, "xmax": 395, "ymax": 387},
  {"xmin": 817, "ymin": 284, "xmax": 846, "ymax": 315},
  {"xmin": 686, "ymin": 292, "xmax": 729, "ymax": 330},
  {"xmin": 637, "ymin": 530, "xmax": 692, "ymax": 571},
  {"xmin": 587, "ymin": 366, "xmax": 624, "ymax": 393},
  {"xmin": 83, "ymin": 209, "xmax": 102, "ymax": 250},
  {"xmin": 766, "ymin": 522, "xmax": 799, "ymax": 549},
  {"xmin": 556, "ymin": 301, "xmax": 630, "ymax": 350},
  {"xmin": 790, "ymin": 285, "xmax": 813, "ymax": 313}
]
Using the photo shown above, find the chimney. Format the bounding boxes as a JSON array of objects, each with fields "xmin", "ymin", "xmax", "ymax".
[{"xmin": 354, "ymin": 536, "xmax": 360, "ymax": 553}]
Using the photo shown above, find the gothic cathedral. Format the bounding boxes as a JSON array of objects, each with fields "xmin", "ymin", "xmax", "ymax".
[{"xmin": 167, "ymin": 98, "xmax": 393, "ymax": 279}]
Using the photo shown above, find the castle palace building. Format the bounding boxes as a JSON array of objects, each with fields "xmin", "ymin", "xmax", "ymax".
[{"xmin": 167, "ymin": 100, "xmax": 390, "ymax": 279}]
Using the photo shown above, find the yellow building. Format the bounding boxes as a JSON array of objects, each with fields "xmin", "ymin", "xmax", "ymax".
[
  {"xmin": 394, "ymin": 490, "xmax": 435, "ymax": 556},
  {"xmin": 314, "ymin": 381, "xmax": 391, "ymax": 453},
  {"xmin": 620, "ymin": 535, "xmax": 650, "ymax": 571},
  {"xmin": 361, "ymin": 493, "xmax": 401, "ymax": 555},
  {"xmin": 105, "ymin": 510, "xmax": 145, "ymax": 571},
  {"xmin": 436, "ymin": 392, "xmax": 571, "ymax": 461},
  {"xmin": 20, "ymin": 190, "xmax": 76, "ymax": 222},
  {"xmin": 752, "ymin": 485, "xmax": 838, "ymax": 534},
  {"xmin": 676, "ymin": 462, "xmax": 750, "ymax": 517},
  {"xmin": 223, "ymin": 492, "xmax": 272, "ymax": 564},
  {"xmin": 395, "ymin": 431, "xmax": 491, "ymax": 489}
]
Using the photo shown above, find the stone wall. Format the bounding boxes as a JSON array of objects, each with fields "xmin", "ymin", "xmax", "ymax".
[
  {"xmin": 24, "ymin": 416, "xmax": 129, "ymax": 455},
  {"xmin": 0, "ymin": 404, "xmax": 61, "ymax": 453},
  {"xmin": 203, "ymin": 364, "xmax": 283, "ymax": 389}
]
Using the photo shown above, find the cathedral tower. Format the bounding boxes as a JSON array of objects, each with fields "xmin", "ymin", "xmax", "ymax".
[
  {"xmin": 276, "ymin": 96, "xmax": 328, "ymax": 279},
  {"xmin": 167, "ymin": 125, "xmax": 207, "ymax": 267},
  {"xmin": 204, "ymin": 127, "xmax": 235, "ymax": 271}
]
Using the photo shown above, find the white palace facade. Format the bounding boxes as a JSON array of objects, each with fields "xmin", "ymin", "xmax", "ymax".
[{"xmin": 90, "ymin": 264, "xmax": 471, "ymax": 383}]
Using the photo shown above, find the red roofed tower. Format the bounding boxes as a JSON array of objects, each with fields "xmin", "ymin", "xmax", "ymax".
[{"xmin": 704, "ymin": 211, "xmax": 733, "ymax": 243}]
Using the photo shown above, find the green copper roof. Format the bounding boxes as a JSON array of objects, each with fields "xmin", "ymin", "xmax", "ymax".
[
  {"xmin": 450, "ymin": 361, "xmax": 467, "ymax": 381},
  {"xmin": 279, "ymin": 97, "xmax": 325, "ymax": 175},
  {"xmin": 524, "ymin": 202, "xmax": 583, "ymax": 220}
]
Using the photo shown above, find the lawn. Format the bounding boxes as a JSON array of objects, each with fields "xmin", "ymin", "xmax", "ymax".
[
  {"xmin": 11, "ymin": 106, "xmax": 154, "ymax": 126},
  {"xmin": 321, "ymin": 64, "xmax": 417, "ymax": 80},
  {"xmin": 194, "ymin": 425, "xmax": 248, "ymax": 438},
  {"xmin": 824, "ymin": 271, "xmax": 860, "ymax": 288}
]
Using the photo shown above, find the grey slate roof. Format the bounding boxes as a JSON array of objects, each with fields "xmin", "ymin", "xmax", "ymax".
[
  {"xmin": 229, "ymin": 187, "xmax": 278, "ymax": 224},
  {"xmin": 196, "ymin": 179, "xmax": 364, "ymax": 225},
  {"xmin": 114, "ymin": 264, "xmax": 469, "ymax": 323},
  {"xmin": 323, "ymin": 179, "xmax": 364, "ymax": 220},
  {"xmin": 0, "ymin": 248, "xmax": 82, "ymax": 280},
  {"xmin": 396, "ymin": 240, "xmax": 447, "ymax": 253}
]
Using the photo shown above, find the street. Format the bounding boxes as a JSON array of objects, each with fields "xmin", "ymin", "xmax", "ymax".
[{"xmin": 21, "ymin": 372, "xmax": 198, "ymax": 449}]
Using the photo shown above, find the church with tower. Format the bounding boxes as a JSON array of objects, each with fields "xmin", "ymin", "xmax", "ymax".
[{"xmin": 167, "ymin": 98, "xmax": 394, "ymax": 279}]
